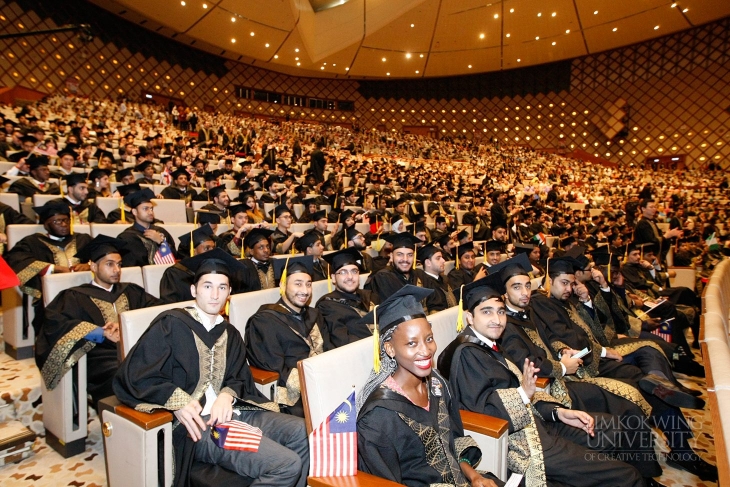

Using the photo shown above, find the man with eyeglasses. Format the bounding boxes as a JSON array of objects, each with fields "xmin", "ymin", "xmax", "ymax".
[
  {"xmin": 315, "ymin": 248, "xmax": 379, "ymax": 348},
  {"xmin": 344, "ymin": 226, "xmax": 375, "ymax": 273},
  {"xmin": 270, "ymin": 204, "xmax": 303, "ymax": 255},
  {"xmin": 6, "ymin": 199, "xmax": 93, "ymax": 335}
]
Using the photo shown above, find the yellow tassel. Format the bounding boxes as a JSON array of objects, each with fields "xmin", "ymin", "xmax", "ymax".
[
  {"xmin": 119, "ymin": 198, "xmax": 126, "ymax": 223},
  {"xmin": 456, "ymin": 285, "xmax": 465, "ymax": 332},
  {"xmin": 372, "ymin": 304, "xmax": 380, "ymax": 373},
  {"xmin": 483, "ymin": 244, "xmax": 487, "ymax": 265},
  {"xmin": 279, "ymin": 254, "xmax": 291, "ymax": 297},
  {"xmin": 455, "ymin": 242, "xmax": 460, "ymax": 270},
  {"xmin": 224, "ymin": 300, "xmax": 230, "ymax": 317},
  {"xmin": 412, "ymin": 248, "xmax": 417, "ymax": 270},
  {"xmin": 240, "ymin": 241, "xmax": 245, "ymax": 259},
  {"xmin": 226, "ymin": 215, "xmax": 231, "ymax": 226},
  {"xmin": 327, "ymin": 263, "xmax": 332, "ymax": 293},
  {"xmin": 544, "ymin": 258, "xmax": 551, "ymax": 294},
  {"xmin": 59, "ymin": 181, "xmax": 64, "ymax": 197},
  {"xmin": 608, "ymin": 252, "xmax": 612, "ymax": 283},
  {"xmin": 191, "ymin": 212, "xmax": 198, "ymax": 257},
  {"xmin": 69, "ymin": 212, "xmax": 74, "ymax": 235}
]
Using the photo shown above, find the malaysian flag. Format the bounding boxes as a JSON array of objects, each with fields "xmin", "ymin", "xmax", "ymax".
[
  {"xmin": 153, "ymin": 241, "xmax": 176, "ymax": 265},
  {"xmin": 309, "ymin": 390, "xmax": 357, "ymax": 477},
  {"xmin": 651, "ymin": 320, "xmax": 672, "ymax": 343},
  {"xmin": 211, "ymin": 420, "xmax": 263, "ymax": 452}
]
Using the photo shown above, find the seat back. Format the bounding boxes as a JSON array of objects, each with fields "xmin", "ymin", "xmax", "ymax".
[
  {"xmin": 120, "ymin": 300, "xmax": 195, "ymax": 358},
  {"xmin": 162, "ymin": 224, "xmax": 197, "ymax": 248},
  {"xmin": 429, "ymin": 307, "xmax": 459, "ymax": 365},
  {"xmin": 0, "ymin": 192, "xmax": 20, "ymax": 211},
  {"xmin": 142, "ymin": 263, "xmax": 174, "ymax": 298},
  {"xmin": 42, "ymin": 267, "xmax": 144, "ymax": 305},
  {"xmin": 152, "ymin": 199, "xmax": 187, "ymax": 223},
  {"xmin": 6, "ymin": 224, "xmax": 91, "ymax": 250},
  {"xmin": 228, "ymin": 287, "xmax": 281, "ymax": 337},
  {"xmin": 96, "ymin": 197, "xmax": 122, "ymax": 217},
  {"xmin": 32, "ymin": 194, "xmax": 62, "ymax": 207}
]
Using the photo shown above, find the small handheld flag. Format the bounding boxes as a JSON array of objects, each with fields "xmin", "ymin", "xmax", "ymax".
[
  {"xmin": 211, "ymin": 420, "xmax": 263, "ymax": 452},
  {"xmin": 153, "ymin": 240, "xmax": 176, "ymax": 265},
  {"xmin": 309, "ymin": 390, "xmax": 357, "ymax": 477}
]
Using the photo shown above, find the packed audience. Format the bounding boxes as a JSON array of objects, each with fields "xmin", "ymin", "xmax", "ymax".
[{"xmin": 1, "ymin": 93, "xmax": 728, "ymax": 487}]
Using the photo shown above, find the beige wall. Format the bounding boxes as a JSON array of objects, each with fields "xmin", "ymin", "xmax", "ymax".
[{"xmin": 0, "ymin": 1, "xmax": 728, "ymax": 169}]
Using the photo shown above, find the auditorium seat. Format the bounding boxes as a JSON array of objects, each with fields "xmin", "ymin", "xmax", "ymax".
[
  {"xmin": 0, "ymin": 191, "xmax": 20, "ymax": 211},
  {"xmin": 141, "ymin": 263, "xmax": 174, "ymax": 298}
]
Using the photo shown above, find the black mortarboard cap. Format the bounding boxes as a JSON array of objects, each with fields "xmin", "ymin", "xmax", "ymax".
[
  {"xmin": 454, "ymin": 273, "xmax": 505, "ymax": 311},
  {"xmin": 7, "ymin": 150, "xmax": 29, "ymax": 162},
  {"xmin": 513, "ymin": 243, "xmax": 535, "ymax": 255},
  {"xmin": 178, "ymin": 224, "xmax": 215, "ymax": 251},
  {"xmin": 559, "ymin": 236, "xmax": 576, "ymax": 248},
  {"xmin": 56, "ymin": 148, "xmax": 76, "ymax": 159},
  {"xmin": 203, "ymin": 171, "xmax": 218, "ymax": 182},
  {"xmin": 243, "ymin": 228, "xmax": 274, "ymax": 249},
  {"xmin": 382, "ymin": 232, "xmax": 421, "ymax": 250},
  {"xmin": 96, "ymin": 150, "xmax": 114, "ymax": 161},
  {"xmin": 488, "ymin": 253, "xmax": 532, "ymax": 280},
  {"xmin": 417, "ymin": 242, "xmax": 442, "ymax": 262},
  {"xmin": 550, "ymin": 257, "xmax": 581, "ymax": 275},
  {"xmin": 88, "ymin": 168, "xmax": 111, "ymax": 182},
  {"xmin": 485, "ymin": 240, "xmax": 505, "ymax": 253},
  {"xmin": 33, "ymin": 198, "xmax": 70, "ymax": 221},
  {"xmin": 116, "ymin": 168, "xmax": 134, "ymax": 181},
  {"xmin": 322, "ymin": 247, "xmax": 362, "ymax": 273},
  {"xmin": 295, "ymin": 232, "xmax": 321, "ymax": 252},
  {"xmin": 65, "ymin": 172, "xmax": 87, "ymax": 187},
  {"xmin": 274, "ymin": 203, "xmax": 291, "ymax": 218},
  {"xmin": 302, "ymin": 197, "xmax": 318, "ymax": 207},
  {"xmin": 344, "ymin": 226, "xmax": 362, "ymax": 242},
  {"xmin": 171, "ymin": 168, "xmax": 190, "ymax": 180},
  {"xmin": 124, "ymin": 187, "xmax": 155, "ymax": 208},
  {"xmin": 135, "ymin": 161, "xmax": 153, "ymax": 173},
  {"xmin": 564, "ymin": 245, "xmax": 586, "ymax": 259},
  {"xmin": 273, "ymin": 255, "xmax": 314, "ymax": 280},
  {"xmin": 229, "ymin": 203, "xmax": 247, "ymax": 216},
  {"xmin": 363, "ymin": 284, "xmax": 433, "ymax": 334},
  {"xmin": 117, "ymin": 182, "xmax": 141, "ymax": 197},
  {"xmin": 183, "ymin": 248, "xmax": 245, "ymax": 282},
  {"xmin": 195, "ymin": 207, "xmax": 223, "ymax": 225},
  {"xmin": 339, "ymin": 209, "xmax": 354, "ymax": 222},
  {"xmin": 311, "ymin": 209, "xmax": 327, "ymax": 221},
  {"xmin": 74, "ymin": 234, "xmax": 127, "ymax": 263},
  {"xmin": 457, "ymin": 241, "xmax": 475, "ymax": 257},
  {"xmin": 27, "ymin": 155, "xmax": 49, "ymax": 171},
  {"xmin": 456, "ymin": 229, "xmax": 470, "ymax": 241},
  {"xmin": 437, "ymin": 233, "xmax": 454, "ymax": 247}
]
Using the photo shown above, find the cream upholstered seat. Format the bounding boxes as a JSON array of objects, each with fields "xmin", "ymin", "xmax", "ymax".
[
  {"xmin": 39, "ymin": 267, "xmax": 144, "ymax": 457},
  {"xmin": 298, "ymin": 306, "xmax": 509, "ymax": 486},
  {"xmin": 141, "ymin": 263, "xmax": 174, "ymax": 298}
]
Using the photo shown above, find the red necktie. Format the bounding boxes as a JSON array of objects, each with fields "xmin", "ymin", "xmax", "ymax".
[
  {"xmin": 491, "ymin": 343, "xmax": 499, "ymax": 352},
  {"xmin": 39, "ymin": 183, "xmax": 45, "ymax": 190}
]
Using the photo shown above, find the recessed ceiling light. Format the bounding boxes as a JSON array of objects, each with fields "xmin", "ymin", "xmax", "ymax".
[
  {"xmin": 321, "ymin": 67, "xmax": 324, "ymax": 70},
  {"xmin": 494, "ymin": 13, "xmax": 499, "ymax": 19},
  {"xmin": 295, "ymin": 57, "xmax": 299, "ymax": 60},
  {"xmin": 565, "ymin": 29, "xmax": 570, "ymax": 34},
  {"xmin": 405, "ymin": 53, "xmax": 411, "ymax": 59},
  {"xmin": 593, "ymin": 10, "xmax": 598, "ymax": 15},
  {"xmin": 419, "ymin": 54, "xmax": 424, "ymax": 58},
  {"xmin": 345, "ymin": 67, "xmax": 349, "ymax": 70},
  {"xmin": 231, "ymin": 38, "xmax": 236, "ymax": 43},
  {"xmin": 612, "ymin": 27, "xmax": 617, "ymax": 32},
  {"xmin": 265, "ymin": 43, "xmax": 270, "ymax": 48},
  {"xmin": 382, "ymin": 57, "xmax": 386, "ymax": 62},
  {"xmin": 479, "ymin": 33, "xmax": 485, "ymax": 39},
  {"xmin": 323, "ymin": 62, "xmax": 327, "ymax": 65},
  {"xmin": 535, "ymin": 36, "xmax": 539, "ymax": 40},
  {"xmin": 671, "ymin": 3, "xmax": 677, "ymax": 7},
  {"xmin": 552, "ymin": 12, "xmax": 556, "ymax": 17},
  {"xmin": 517, "ymin": 58, "xmax": 521, "ymax": 62},
  {"xmin": 654, "ymin": 25, "xmax": 659, "ymax": 30},
  {"xmin": 506, "ymin": 33, "xmax": 510, "ymax": 38},
  {"xmin": 683, "ymin": 8, "xmax": 688, "ymax": 12},
  {"xmin": 415, "ymin": 70, "xmax": 419, "ymax": 73},
  {"xmin": 552, "ymin": 41, "xmax": 556, "ymax": 46},
  {"xmin": 468, "ymin": 65, "xmax": 472, "ymax": 68},
  {"xmin": 296, "ymin": 62, "xmax": 300, "ymax": 66},
  {"xmin": 537, "ymin": 12, "xmax": 542, "ymax": 17},
  {"xmin": 274, "ymin": 55, "xmax": 278, "ymax": 59},
  {"xmin": 202, "ymin": 3, "xmax": 207, "ymax": 8},
  {"xmin": 410, "ymin": 23, "xmax": 415, "ymax": 28},
  {"xmin": 231, "ymin": 16, "xmax": 236, "ymax": 22},
  {"xmin": 295, "ymin": 48, "xmax": 299, "ymax": 52},
  {"xmin": 250, "ymin": 32, "xmax": 255, "ymax": 36},
  {"xmin": 180, "ymin": 1, "xmax": 185, "ymax": 5},
  {"xmin": 332, "ymin": 63, "xmax": 336, "ymax": 66},
  {"xmin": 386, "ymin": 72, "xmax": 390, "ymax": 76},
  {"xmin": 509, "ymin": 8, "xmax": 514, "ymax": 13}
]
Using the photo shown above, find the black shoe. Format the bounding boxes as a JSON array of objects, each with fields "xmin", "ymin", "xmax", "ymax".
[
  {"xmin": 644, "ymin": 478, "xmax": 667, "ymax": 487},
  {"xmin": 675, "ymin": 384, "xmax": 703, "ymax": 397},
  {"xmin": 672, "ymin": 358, "xmax": 706, "ymax": 378},
  {"xmin": 665, "ymin": 451, "xmax": 718, "ymax": 482},
  {"xmin": 639, "ymin": 374, "xmax": 705, "ymax": 409}
]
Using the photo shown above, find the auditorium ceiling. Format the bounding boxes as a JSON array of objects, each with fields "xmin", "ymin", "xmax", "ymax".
[{"xmin": 89, "ymin": 0, "xmax": 730, "ymax": 79}]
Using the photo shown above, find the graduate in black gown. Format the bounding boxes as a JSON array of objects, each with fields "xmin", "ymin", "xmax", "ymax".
[
  {"xmin": 315, "ymin": 247, "xmax": 379, "ymax": 348},
  {"xmin": 160, "ymin": 225, "xmax": 217, "ymax": 303},
  {"xmin": 62, "ymin": 173, "xmax": 107, "ymax": 223},
  {"xmin": 446, "ymin": 242, "xmax": 487, "ymax": 289},
  {"xmin": 5, "ymin": 199, "xmax": 92, "ymax": 334},
  {"xmin": 357, "ymin": 285, "xmax": 504, "ymax": 487},
  {"xmin": 118, "ymin": 188, "xmax": 179, "ymax": 266},
  {"xmin": 244, "ymin": 256, "xmax": 333, "ymax": 417},
  {"xmin": 295, "ymin": 232, "xmax": 327, "ymax": 281},
  {"xmin": 105, "ymin": 182, "xmax": 139, "ymax": 224},
  {"xmin": 417, "ymin": 242, "xmax": 458, "ymax": 313},
  {"xmin": 0, "ymin": 177, "xmax": 34, "ymax": 254},
  {"xmin": 7, "ymin": 155, "xmax": 60, "ymax": 201},
  {"xmin": 269, "ymin": 203, "xmax": 302, "ymax": 255},
  {"xmin": 438, "ymin": 274, "xmax": 653, "ymax": 487},
  {"xmin": 239, "ymin": 228, "xmax": 277, "ymax": 291},
  {"xmin": 364, "ymin": 232, "xmax": 428, "ymax": 303},
  {"xmin": 114, "ymin": 255, "xmax": 309, "ymax": 487},
  {"xmin": 36, "ymin": 235, "xmax": 160, "ymax": 409}
]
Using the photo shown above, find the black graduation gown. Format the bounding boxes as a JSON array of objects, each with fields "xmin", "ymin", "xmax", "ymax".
[
  {"xmin": 364, "ymin": 266, "xmax": 427, "ymax": 304},
  {"xmin": 271, "ymin": 229, "xmax": 292, "ymax": 254},
  {"xmin": 159, "ymin": 185, "xmax": 197, "ymax": 203},
  {"xmin": 118, "ymin": 224, "xmax": 179, "ymax": 267},
  {"xmin": 216, "ymin": 229, "xmax": 242, "ymax": 257},
  {"xmin": 310, "ymin": 259, "xmax": 328, "ymax": 282},
  {"xmin": 160, "ymin": 263, "xmax": 196, "ymax": 303},
  {"xmin": 36, "ymin": 282, "xmax": 160, "ymax": 404},
  {"xmin": 65, "ymin": 199, "xmax": 107, "ymax": 223},
  {"xmin": 105, "ymin": 208, "xmax": 134, "ymax": 224},
  {"xmin": 447, "ymin": 264, "xmax": 485, "ymax": 289},
  {"xmin": 5, "ymin": 232, "xmax": 92, "ymax": 333},
  {"xmin": 419, "ymin": 272, "xmax": 457, "ymax": 314},
  {"xmin": 8, "ymin": 178, "xmax": 60, "ymax": 199},
  {"xmin": 357, "ymin": 370, "xmax": 497, "ymax": 487},
  {"xmin": 244, "ymin": 300, "xmax": 333, "ymax": 417},
  {"xmin": 239, "ymin": 259, "xmax": 276, "ymax": 292},
  {"xmin": 314, "ymin": 289, "xmax": 378, "ymax": 347},
  {"xmin": 113, "ymin": 308, "xmax": 278, "ymax": 487}
]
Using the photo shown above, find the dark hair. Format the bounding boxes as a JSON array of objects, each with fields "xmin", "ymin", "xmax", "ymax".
[
  {"xmin": 639, "ymin": 198, "xmax": 654, "ymax": 209},
  {"xmin": 468, "ymin": 294, "xmax": 504, "ymax": 314}
]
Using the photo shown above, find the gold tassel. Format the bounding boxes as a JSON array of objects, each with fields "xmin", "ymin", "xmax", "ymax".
[
  {"xmin": 279, "ymin": 254, "xmax": 291, "ymax": 297},
  {"xmin": 483, "ymin": 243, "xmax": 487, "ymax": 265},
  {"xmin": 455, "ymin": 241, "xmax": 460, "ymax": 270},
  {"xmin": 69, "ymin": 212, "xmax": 74, "ymax": 235},
  {"xmin": 372, "ymin": 304, "xmax": 380, "ymax": 373},
  {"xmin": 456, "ymin": 285, "xmax": 465, "ymax": 332},
  {"xmin": 327, "ymin": 262, "xmax": 332, "ymax": 293},
  {"xmin": 59, "ymin": 181, "xmax": 64, "ymax": 197},
  {"xmin": 240, "ymin": 240, "xmax": 245, "ymax": 259},
  {"xmin": 544, "ymin": 258, "xmax": 551, "ymax": 294},
  {"xmin": 608, "ymin": 252, "xmax": 612, "ymax": 283},
  {"xmin": 224, "ymin": 299, "xmax": 230, "ymax": 317},
  {"xmin": 191, "ymin": 212, "xmax": 198, "ymax": 257},
  {"xmin": 119, "ymin": 198, "xmax": 126, "ymax": 223}
]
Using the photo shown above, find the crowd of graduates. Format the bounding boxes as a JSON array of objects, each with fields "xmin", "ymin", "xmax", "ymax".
[{"xmin": 0, "ymin": 92, "xmax": 728, "ymax": 486}]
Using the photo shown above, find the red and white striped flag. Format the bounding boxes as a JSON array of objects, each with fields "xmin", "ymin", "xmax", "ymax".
[
  {"xmin": 211, "ymin": 420, "xmax": 263, "ymax": 452},
  {"xmin": 651, "ymin": 320, "xmax": 672, "ymax": 343},
  {"xmin": 309, "ymin": 390, "xmax": 357, "ymax": 477},
  {"xmin": 153, "ymin": 240, "xmax": 176, "ymax": 265}
]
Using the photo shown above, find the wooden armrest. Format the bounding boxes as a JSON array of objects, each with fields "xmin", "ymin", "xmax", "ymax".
[
  {"xmin": 535, "ymin": 377, "xmax": 551, "ymax": 389},
  {"xmin": 702, "ymin": 342, "xmax": 714, "ymax": 390},
  {"xmin": 309, "ymin": 471, "xmax": 404, "ymax": 487},
  {"xmin": 460, "ymin": 410, "xmax": 509, "ymax": 438},
  {"xmin": 98, "ymin": 395, "xmax": 173, "ymax": 430},
  {"xmin": 250, "ymin": 366, "xmax": 279, "ymax": 385}
]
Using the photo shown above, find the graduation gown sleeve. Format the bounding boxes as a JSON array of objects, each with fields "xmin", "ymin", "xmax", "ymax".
[{"xmin": 159, "ymin": 264, "xmax": 195, "ymax": 304}]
